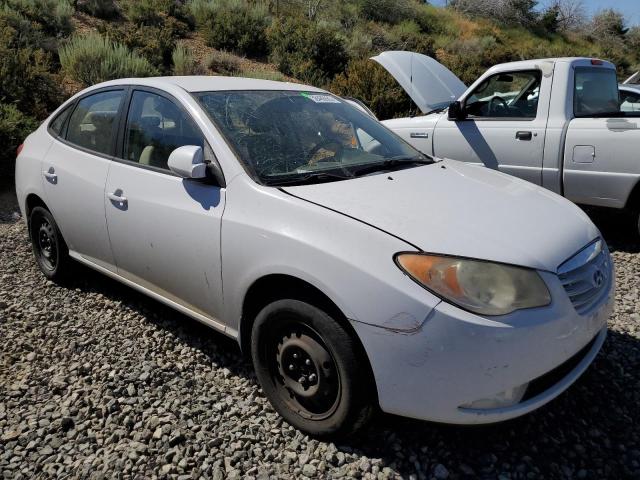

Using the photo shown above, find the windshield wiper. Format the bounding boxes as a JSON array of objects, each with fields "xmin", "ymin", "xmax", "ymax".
[
  {"xmin": 263, "ymin": 171, "xmax": 353, "ymax": 186},
  {"xmin": 352, "ymin": 156, "xmax": 433, "ymax": 177}
]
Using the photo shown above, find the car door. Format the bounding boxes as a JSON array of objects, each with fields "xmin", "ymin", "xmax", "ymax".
[
  {"xmin": 433, "ymin": 69, "xmax": 550, "ymax": 185},
  {"xmin": 42, "ymin": 88, "xmax": 126, "ymax": 271},
  {"xmin": 104, "ymin": 87, "xmax": 226, "ymax": 323}
]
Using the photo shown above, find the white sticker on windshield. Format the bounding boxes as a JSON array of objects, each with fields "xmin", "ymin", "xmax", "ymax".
[{"xmin": 301, "ymin": 93, "xmax": 341, "ymax": 104}]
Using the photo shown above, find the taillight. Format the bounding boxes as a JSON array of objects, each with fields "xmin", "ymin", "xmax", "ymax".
[
  {"xmin": 16, "ymin": 143, "xmax": 24, "ymax": 157},
  {"xmin": 591, "ymin": 59, "xmax": 603, "ymax": 65}
]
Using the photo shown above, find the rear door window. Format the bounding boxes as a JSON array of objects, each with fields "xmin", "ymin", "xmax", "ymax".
[
  {"xmin": 66, "ymin": 90, "xmax": 125, "ymax": 156},
  {"xmin": 574, "ymin": 67, "xmax": 620, "ymax": 117}
]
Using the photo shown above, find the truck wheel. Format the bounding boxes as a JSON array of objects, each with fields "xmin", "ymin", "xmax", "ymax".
[
  {"xmin": 29, "ymin": 206, "xmax": 72, "ymax": 282},
  {"xmin": 251, "ymin": 299, "xmax": 374, "ymax": 438}
]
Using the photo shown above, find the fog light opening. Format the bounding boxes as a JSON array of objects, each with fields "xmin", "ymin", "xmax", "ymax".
[{"xmin": 460, "ymin": 383, "xmax": 529, "ymax": 410}]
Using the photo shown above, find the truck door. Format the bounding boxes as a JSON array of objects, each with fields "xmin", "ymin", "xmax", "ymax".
[
  {"xmin": 563, "ymin": 66, "xmax": 640, "ymax": 208},
  {"xmin": 434, "ymin": 69, "xmax": 551, "ymax": 186}
]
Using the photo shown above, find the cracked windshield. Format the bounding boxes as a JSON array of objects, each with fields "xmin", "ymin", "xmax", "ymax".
[{"xmin": 196, "ymin": 90, "xmax": 428, "ymax": 185}]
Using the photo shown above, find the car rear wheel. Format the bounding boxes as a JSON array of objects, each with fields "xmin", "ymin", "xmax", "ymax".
[
  {"xmin": 29, "ymin": 206, "xmax": 71, "ymax": 281},
  {"xmin": 251, "ymin": 299, "xmax": 374, "ymax": 438}
]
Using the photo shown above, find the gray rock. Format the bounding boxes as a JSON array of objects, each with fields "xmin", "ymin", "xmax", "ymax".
[
  {"xmin": 302, "ymin": 464, "xmax": 317, "ymax": 477},
  {"xmin": 434, "ymin": 464, "xmax": 449, "ymax": 479}
]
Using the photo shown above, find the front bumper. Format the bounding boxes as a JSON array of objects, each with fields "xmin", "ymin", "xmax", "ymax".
[{"xmin": 352, "ymin": 269, "xmax": 614, "ymax": 424}]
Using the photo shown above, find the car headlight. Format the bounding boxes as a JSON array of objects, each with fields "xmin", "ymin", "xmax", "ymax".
[{"xmin": 395, "ymin": 253, "xmax": 551, "ymax": 316}]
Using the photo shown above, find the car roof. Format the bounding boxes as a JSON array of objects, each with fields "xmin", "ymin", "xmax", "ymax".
[{"xmin": 88, "ymin": 75, "xmax": 326, "ymax": 93}]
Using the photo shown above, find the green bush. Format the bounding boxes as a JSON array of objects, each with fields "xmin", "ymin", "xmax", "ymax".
[
  {"xmin": 239, "ymin": 69, "xmax": 286, "ymax": 82},
  {"xmin": 207, "ymin": 50, "xmax": 242, "ymax": 75},
  {"xmin": 414, "ymin": 4, "xmax": 449, "ymax": 35},
  {"xmin": 189, "ymin": 0, "xmax": 270, "ymax": 57},
  {"xmin": 98, "ymin": 20, "xmax": 181, "ymax": 72},
  {"xmin": 4, "ymin": 0, "xmax": 74, "ymax": 37},
  {"xmin": 121, "ymin": 0, "xmax": 172, "ymax": 26},
  {"xmin": 359, "ymin": 0, "xmax": 414, "ymax": 25},
  {"xmin": 345, "ymin": 26, "xmax": 373, "ymax": 59},
  {"xmin": 0, "ymin": 7, "xmax": 63, "ymax": 118},
  {"xmin": 329, "ymin": 59, "xmax": 416, "ymax": 120},
  {"xmin": 436, "ymin": 35, "xmax": 507, "ymax": 84},
  {"xmin": 0, "ymin": 104, "xmax": 38, "ymax": 185},
  {"xmin": 76, "ymin": 0, "xmax": 118, "ymax": 19},
  {"xmin": 172, "ymin": 44, "xmax": 202, "ymax": 75},
  {"xmin": 59, "ymin": 32, "xmax": 158, "ymax": 86},
  {"xmin": 268, "ymin": 18, "xmax": 348, "ymax": 86},
  {"xmin": 387, "ymin": 20, "xmax": 435, "ymax": 55}
]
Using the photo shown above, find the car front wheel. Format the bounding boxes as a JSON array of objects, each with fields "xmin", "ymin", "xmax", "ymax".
[{"xmin": 251, "ymin": 299, "xmax": 374, "ymax": 438}]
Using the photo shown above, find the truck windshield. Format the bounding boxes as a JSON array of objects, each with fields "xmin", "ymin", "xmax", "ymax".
[
  {"xmin": 195, "ymin": 90, "xmax": 428, "ymax": 185},
  {"xmin": 574, "ymin": 67, "xmax": 620, "ymax": 117}
]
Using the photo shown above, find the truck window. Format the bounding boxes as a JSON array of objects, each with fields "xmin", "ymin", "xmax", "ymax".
[
  {"xmin": 620, "ymin": 89, "xmax": 640, "ymax": 113},
  {"xmin": 574, "ymin": 67, "xmax": 620, "ymax": 117},
  {"xmin": 465, "ymin": 70, "xmax": 541, "ymax": 119}
]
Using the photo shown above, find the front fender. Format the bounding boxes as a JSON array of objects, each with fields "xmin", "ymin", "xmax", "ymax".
[{"xmin": 220, "ymin": 176, "xmax": 441, "ymax": 336}]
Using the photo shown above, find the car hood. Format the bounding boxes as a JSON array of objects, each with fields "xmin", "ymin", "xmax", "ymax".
[
  {"xmin": 371, "ymin": 51, "xmax": 467, "ymax": 114},
  {"xmin": 282, "ymin": 160, "xmax": 598, "ymax": 272}
]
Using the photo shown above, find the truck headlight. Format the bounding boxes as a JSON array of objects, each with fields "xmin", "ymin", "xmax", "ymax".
[{"xmin": 395, "ymin": 253, "xmax": 551, "ymax": 316}]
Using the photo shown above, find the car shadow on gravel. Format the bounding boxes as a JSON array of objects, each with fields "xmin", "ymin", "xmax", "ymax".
[
  {"xmin": 584, "ymin": 206, "xmax": 640, "ymax": 253},
  {"xmin": 0, "ymin": 185, "xmax": 20, "ymax": 224},
  {"xmin": 61, "ymin": 264, "xmax": 252, "ymax": 378}
]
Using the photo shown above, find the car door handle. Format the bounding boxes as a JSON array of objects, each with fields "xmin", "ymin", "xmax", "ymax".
[
  {"xmin": 42, "ymin": 169, "xmax": 57, "ymax": 183},
  {"xmin": 515, "ymin": 131, "xmax": 532, "ymax": 141},
  {"xmin": 107, "ymin": 191, "xmax": 128, "ymax": 206},
  {"xmin": 410, "ymin": 132, "xmax": 429, "ymax": 138}
]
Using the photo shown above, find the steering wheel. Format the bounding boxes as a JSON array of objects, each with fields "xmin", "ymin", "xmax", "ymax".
[
  {"xmin": 488, "ymin": 95, "xmax": 508, "ymax": 116},
  {"xmin": 307, "ymin": 139, "xmax": 344, "ymax": 165}
]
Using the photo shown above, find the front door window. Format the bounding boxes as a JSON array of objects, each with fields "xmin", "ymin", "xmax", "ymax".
[{"xmin": 465, "ymin": 71, "xmax": 541, "ymax": 119}]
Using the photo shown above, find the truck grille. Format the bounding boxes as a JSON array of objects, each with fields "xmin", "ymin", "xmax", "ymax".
[{"xmin": 558, "ymin": 239, "xmax": 611, "ymax": 315}]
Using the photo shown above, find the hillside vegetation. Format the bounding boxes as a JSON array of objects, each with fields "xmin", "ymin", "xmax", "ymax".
[{"xmin": 1, "ymin": 0, "xmax": 639, "ymax": 182}]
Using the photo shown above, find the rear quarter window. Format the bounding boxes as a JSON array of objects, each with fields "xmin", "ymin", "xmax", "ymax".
[{"xmin": 48, "ymin": 104, "xmax": 73, "ymax": 137}]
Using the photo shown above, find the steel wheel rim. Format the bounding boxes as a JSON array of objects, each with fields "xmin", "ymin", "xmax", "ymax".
[
  {"xmin": 36, "ymin": 218, "xmax": 57, "ymax": 271},
  {"xmin": 269, "ymin": 322, "xmax": 341, "ymax": 420}
]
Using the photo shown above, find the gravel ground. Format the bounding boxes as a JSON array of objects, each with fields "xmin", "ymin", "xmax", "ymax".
[{"xmin": 1, "ymin": 187, "xmax": 639, "ymax": 480}]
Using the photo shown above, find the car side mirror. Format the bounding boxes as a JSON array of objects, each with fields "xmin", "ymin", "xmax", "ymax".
[
  {"xmin": 168, "ymin": 145, "xmax": 207, "ymax": 179},
  {"xmin": 447, "ymin": 101, "xmax": 467, "ymax": 121}
]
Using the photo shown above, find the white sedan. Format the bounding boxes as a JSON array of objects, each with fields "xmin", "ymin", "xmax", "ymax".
[{"xmin": 15, "ymin": 76, "xmax": 614, "ymax": 437}]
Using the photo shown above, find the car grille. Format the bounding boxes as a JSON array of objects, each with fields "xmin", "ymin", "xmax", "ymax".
[{"xmin": 558, "ymin": 239, "xmax": 611, "ymax": 315}]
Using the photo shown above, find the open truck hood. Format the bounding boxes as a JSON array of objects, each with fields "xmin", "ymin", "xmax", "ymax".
[{"xmin": 371, "ymin": 51, "xmax": 467, "ymax": 114}]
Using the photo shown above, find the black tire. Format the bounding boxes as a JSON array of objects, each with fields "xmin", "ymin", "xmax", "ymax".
[
  {"xmin": 251, "ymin": 299, "xmax": 374, "ymax": 438},
  {"xmin": 29, "ymin": 206, "xmax": 71, "ymax": 282}
]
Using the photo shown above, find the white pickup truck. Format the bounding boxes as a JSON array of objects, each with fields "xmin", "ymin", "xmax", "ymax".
[{"xmin": 374, "ymin": 52, "xmax": 640, "ymax": 235}]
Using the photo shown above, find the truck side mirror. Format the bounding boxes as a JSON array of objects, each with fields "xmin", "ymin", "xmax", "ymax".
[{"xmin": 448, "ymin": 101, "xmax": 467, "ymax": 121}]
